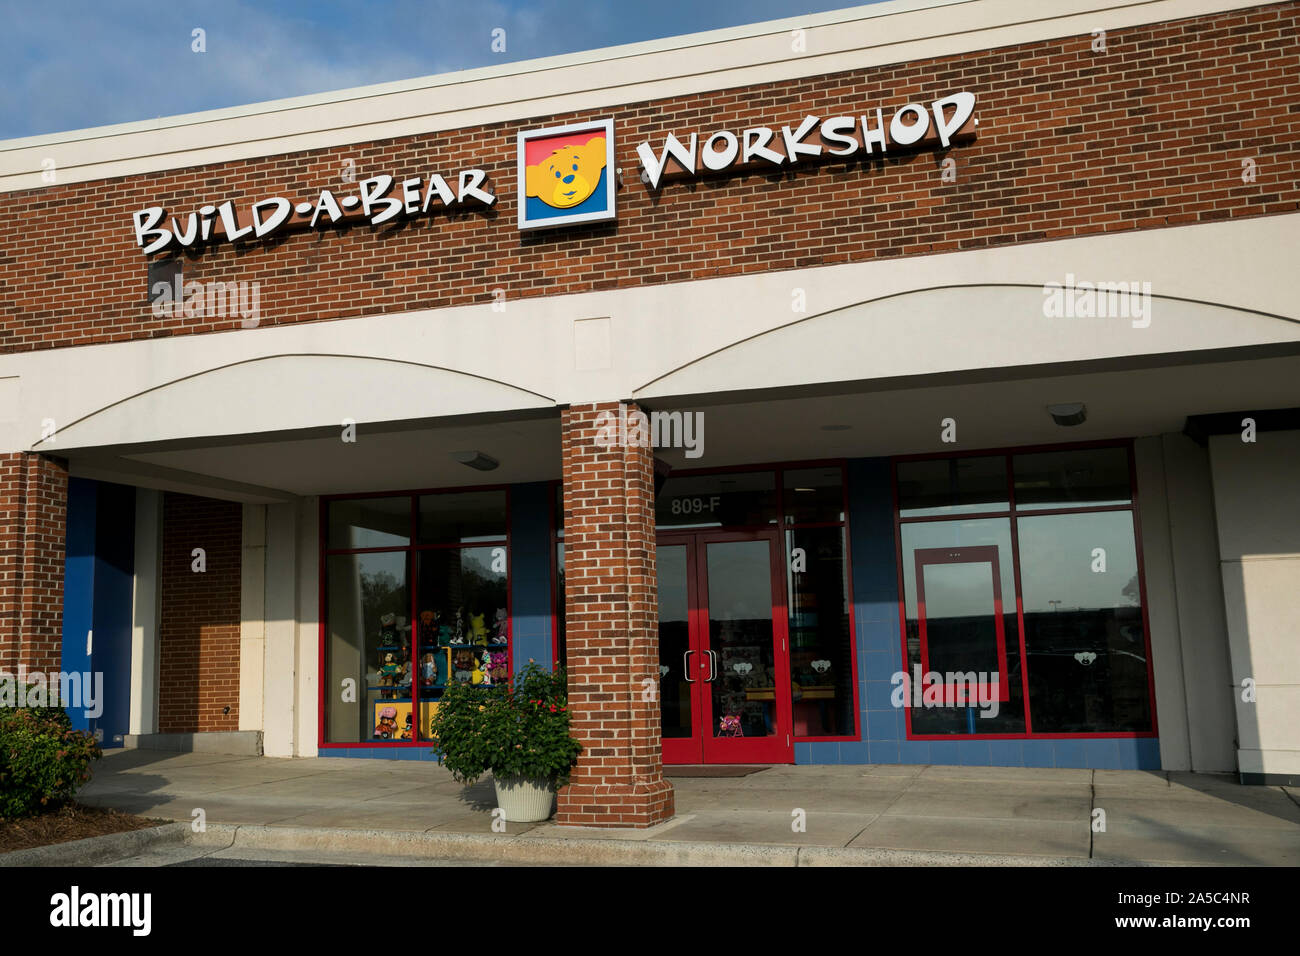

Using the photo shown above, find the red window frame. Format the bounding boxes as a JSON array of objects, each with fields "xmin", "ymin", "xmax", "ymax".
[
  {"xmin": 914, "ymin": 545, "xmax": 1010, "ymax": 704},
  {"xmin": 317, "ymin": 484, "xmax": 512, "ymax": 750},
  {"xmin": 891, "ymin": 439, "xmax": 1160, "ymax": 741}
]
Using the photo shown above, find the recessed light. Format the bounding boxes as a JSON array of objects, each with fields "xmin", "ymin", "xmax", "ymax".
[{"xmin": 821, "ymin": 424, "xmax": 852, "ymax": 432}]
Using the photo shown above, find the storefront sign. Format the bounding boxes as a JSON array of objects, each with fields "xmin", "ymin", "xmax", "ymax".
[
  {"xmin": 517, "ymin": 119, "xmax": 616, "ymax": 230},
  {"xmin": 131, "ymin": 168, "xmax": 496, "ymax": 255},
  {"xmin": 635, "ymin": 91, "xmax": 977, "ymax": 188}
]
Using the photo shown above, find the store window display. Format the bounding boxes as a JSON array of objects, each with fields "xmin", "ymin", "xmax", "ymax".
[{"xmin": 322, "ymin": 489, "xmax": 510, "ymax": 746}]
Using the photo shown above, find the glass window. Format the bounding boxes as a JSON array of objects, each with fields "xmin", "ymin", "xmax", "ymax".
[
  {"xmin": 897, "ymin": 456, "xmax": 1008, "ymax": 517},
  {"xmin": 324, "ymin": 551, "xmax": 409, "ymax": 743},
  {"xmin": 1013, "ymin": 447, "xmax": 1131, "ymax": 511},
  {"xmin": 418, "ymin": 490, "xmax": 507, "ymax": 544},
  {"xmin": 656, "ymin": 471, "xmax": 777, "ymax": 528},
  {"xmin": 415, "ymin": 545, "xmax": 509, "ymax": 691},
  {"xmin": 555, "ymin": 540, "xmax": 566, "ymax": 667},
  {"xmin": 785, "ymin": 527, "xmax": 853, "ymax": 736},
  {"xmin": 900, "ymin": 518, "xmax": 1026, "ymax": 734},
  {"xmin": 657, "ymin": 544, "xmax": 692, "ymax": 740},
  {"xmin": 783, "ymin": 467, "xmax": 844, "ymax": 524},
  {"xmin": 554, "ymin": 483, "xmax": 565, "ymax": 667},
  {"xmin": 323, "ymin": 489, "xmax": 511, "ymax": 746},
  {"xmin": 1017, "ymin": 511, "xmax": 1151, "ymax": 732},
  {"xmin": 328, "ymin": 497, "xmax": 410, "ymax": 549}
]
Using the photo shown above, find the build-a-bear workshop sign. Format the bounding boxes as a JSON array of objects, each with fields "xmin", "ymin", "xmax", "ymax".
[{"xmin": 129, "ymin": 91, "xmax": 976, "ymax": 252}]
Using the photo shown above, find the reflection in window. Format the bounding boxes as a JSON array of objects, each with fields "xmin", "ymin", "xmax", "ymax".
[
  {"xmin": 897, "ymin": 456, "xmax": 1008, "ymax": 518},
  {"xmin": 328, "ymin": 497, "xmax": 410, "ymax": 549},
  {"xmin": 1013, "ymin": 447, "xmax": 1131, "ymax": 511},
  {"xmin": 900, "ymin": 520, "xmax": 1025, "ymax": 734},
  {"xmin": 894, "ymin": 445, "xmax": 1153, "ymax": 738},
  {"xmin": 1018, "ymin": 511, "xmax": 1150, "ymax": 732},
  {"xmin": 325, "ymin": 551, "xmax": 409, "ymax": 743}
]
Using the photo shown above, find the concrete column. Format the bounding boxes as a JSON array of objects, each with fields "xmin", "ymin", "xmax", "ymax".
[
  {"xmin": 294, "ymin": 496, "xmax": 319, "ymax": 757},
  {"xmin": 1208, "ymin": 429, "xmax": 1300, "ymax": 785},
  {"xmin": 129, "ymin": 488, "xmax": 162, "ymax": 735},
  {"xmin": 1159, "ymin": 433, "xmax": 1236, "ymax": 772},
  {"xmin": 262, "ymin": 501, "xmax": 299, "ymax": 757},
  {"xmin": 1133, "ymin": 437, "xmax": 1191, "ymax": 771},
  {"xmin": 555, "ymin": 402, "xmax": 673, "ymax": 828},
  {"xmin": 239, "ymin": 504, "xmax": 267, "ymax": 733}
]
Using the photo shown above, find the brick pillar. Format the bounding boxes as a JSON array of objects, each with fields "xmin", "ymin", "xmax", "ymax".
[
  {"xmin": 555, "ymin": 402, "xmax": 674, "ymax": 828},
  {"xmin": 0, "ymin": 453, "xmax": 69, "ymax": 674}
]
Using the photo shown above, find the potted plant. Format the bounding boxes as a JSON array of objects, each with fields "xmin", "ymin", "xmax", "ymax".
[{"xmin": 428, "ymin": 661, "xmax": 581, "ymax": 822}]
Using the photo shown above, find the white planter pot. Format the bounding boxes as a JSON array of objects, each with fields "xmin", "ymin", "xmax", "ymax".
[{"xmin": 492, "ymin": 774, "xmax": 556, "ymax": 822}]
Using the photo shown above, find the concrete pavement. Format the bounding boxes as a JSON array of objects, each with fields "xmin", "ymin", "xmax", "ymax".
[{"xmin": 46, "ymin": 749, "xmax": 1300, "ymax": 865}]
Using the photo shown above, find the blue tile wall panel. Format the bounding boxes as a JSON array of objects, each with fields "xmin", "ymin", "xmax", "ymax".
[{"xmin": 509, "ymin": 482, "xmax": 554, "ymax": 672}]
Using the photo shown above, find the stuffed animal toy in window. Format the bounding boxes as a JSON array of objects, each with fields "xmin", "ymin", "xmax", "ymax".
[
  {"xmin": 418, "ymin": 610, "xmax": 438, "ymax": 648},
  {"xmin": 469, "ymin": 612, "xmax": 488, "ymax": 646},
  {"xmin": 490, "ymin": 652, "xmax": 508, "ymax": 683},
  {"xmin": 378, "ymin": 612, "xmax": 401, "ymax": 650},
  {"xmin": 437, "ymin": 622, "xmax": 454, "ymax": 645},
  {"xmin": 378, "ymin": 650, "xmax": 403, "ymax": 698},
  {"xmin": 419, "ymin": 651, "xmax": 439, "ymax": 688},
  {"xmin": 492, "ymin": 608, "xmax": 509, "ymax": 646},
  {"xmin": 475, "ymin": 650, "xmax": 489, "ymax": 686},
  {"xmin": 450, "ymin": 608, "xmax": 467, "ymax": 644},
  {"xmin": 453, "ymin": 648, "xmax": 475, "ymax": 683},
  {"xmin": 399, "ymin": 713, "xmax": 413, "ymax": 741},
  {"xmin": 718, "ymin": 714, "xmax": 743, "ymax": 737},
  {"xmin": 374, "ymin": 705, "xmax": 398, "ymax": 739}
]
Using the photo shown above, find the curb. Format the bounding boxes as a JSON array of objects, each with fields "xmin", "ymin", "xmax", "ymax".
[
  {"xmin": 2, "ymin": 821, "xmax": 1150, "ymax": 867},
  {"xmin": 0, "ymin": 822, "xmax": 191, "ymax": 867}
]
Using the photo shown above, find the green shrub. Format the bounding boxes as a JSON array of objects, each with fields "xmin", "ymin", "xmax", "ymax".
[
  {"xmin": 429, "ymin": 662, "xmax": 581, "ymax": 787},
  {"xmin": 0, "ymin": 698, "xmax": 102, "ymax": 821}
]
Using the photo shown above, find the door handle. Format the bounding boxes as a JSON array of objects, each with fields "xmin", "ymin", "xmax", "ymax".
[
  {"xmin": 683, "ymin": 650, "xmax": 695, "ymax": 683},
  {"xmin": 706, "ymin": 649, "xmax": 717, "ymax": 682}
]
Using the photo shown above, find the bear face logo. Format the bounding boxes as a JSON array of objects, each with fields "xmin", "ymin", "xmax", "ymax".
[
  {"xmin": 527, "ymin": 137, "xmax": 606, "ymax": 209},
  {"xmin": 517, "ymin": 119, "xmax": 616, "ymax": 230}
]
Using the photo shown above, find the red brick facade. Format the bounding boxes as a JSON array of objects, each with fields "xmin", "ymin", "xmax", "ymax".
[
  {"xmin": 157, "ymin": 493, "xmax": 242, "ymax": 733},
  {"xmin": 0, "ymin": 454, "xmax": 68, "ymax": 673},
  {"xmin": 0, "ymin": 4, "xmax": 1296, "ymax": 353},
  {"xmin": 556, "ymin": 403, "xmax": 674, "ymax": 827}
]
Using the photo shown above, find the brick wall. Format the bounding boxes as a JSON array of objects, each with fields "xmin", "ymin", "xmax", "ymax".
[
  {"xmin": 556, "ymin": 402, "xmax": 674, "ymax": 827},
  {"xmin": 1, "ymin": 3, "xmax": 1296, "ymax": 353},
  {"xmin": 157, "ymin": 493, "xmax": 241, "ymax": 733},
  {"xmin": 0, "ymin": 453, "xmax": 68, "ymax": 673}
]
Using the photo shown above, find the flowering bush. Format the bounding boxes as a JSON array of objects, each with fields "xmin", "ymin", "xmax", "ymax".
[
  {"xmin": 428, "ymin": 662, "xmax": 581, "ymax": 787},
  {"xmin": 0, "ymin": 696, "xmax": 102, "ymax": 821}
]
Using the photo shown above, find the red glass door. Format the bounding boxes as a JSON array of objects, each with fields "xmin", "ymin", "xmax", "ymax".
[{"xmin": 658, "ymin": 530, "xmax": 793, "ymax": 765}]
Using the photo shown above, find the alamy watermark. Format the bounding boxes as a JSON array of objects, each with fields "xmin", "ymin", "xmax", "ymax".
[
  {"xmin": 892, "ymin": 665, "xmax": 1001, "ymax": 718},
  {"xmin": 151, "ymin": 274, "xmax": 261, "ymax": 327},
  {"xmin": 1042, "ymin": 273, "xmax": 1152, "ymax": 328},
  {"xmin": 1, "ymin": 666, "xmax": 103, "ymax": 718},
  {"xmin": 593, "ymin": 402, "xmax": 704, "ymax": 458}
]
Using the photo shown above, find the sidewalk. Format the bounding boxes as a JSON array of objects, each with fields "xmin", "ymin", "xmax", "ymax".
[{"xmin": 64, "ymin": 749, "xmax": 1300, "ymax": 866}]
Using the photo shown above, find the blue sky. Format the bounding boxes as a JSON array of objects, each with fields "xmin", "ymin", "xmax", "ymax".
[{"xmin": 0, "ymin": 0, "xmax": 886, "ymax": 141}]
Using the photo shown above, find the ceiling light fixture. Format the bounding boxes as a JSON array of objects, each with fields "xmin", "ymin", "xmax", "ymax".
[
  {"xmin": 451, "ymin": 450, "xmax": 499, "ymax": 471},
  {"xmin": 1047, "ymin": 403, "xmax": 1087, "ymax": 427}
]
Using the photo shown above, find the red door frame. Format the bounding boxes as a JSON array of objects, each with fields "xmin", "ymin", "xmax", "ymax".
[{"xmin": 658, "ymin": 528, "xmax": 794, "ymax": 765}]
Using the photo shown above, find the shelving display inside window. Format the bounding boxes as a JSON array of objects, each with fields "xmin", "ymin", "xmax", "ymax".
[{"xmin": 323, "ymin": 489, "xmax": 510, "ymax": 746}]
